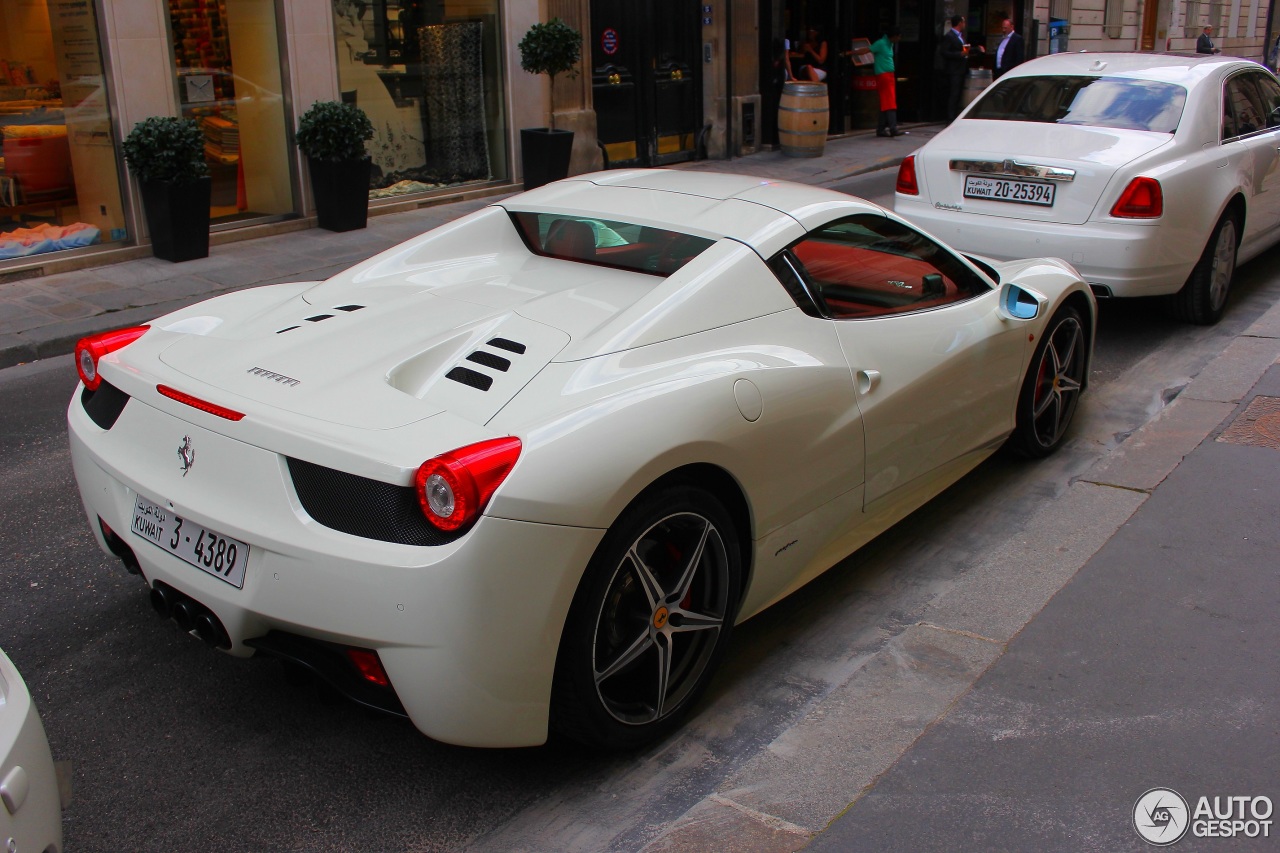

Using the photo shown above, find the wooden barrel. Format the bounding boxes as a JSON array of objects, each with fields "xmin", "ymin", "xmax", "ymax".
[
  {"xmin": 779, "ymin": 81, "xmax": 829, "ymax": 158},
  {"xmin": 961, "ymin": 68, "xmax": 993, "ymax": 109}
]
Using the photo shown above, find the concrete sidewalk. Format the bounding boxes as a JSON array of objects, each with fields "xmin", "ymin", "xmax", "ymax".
[
  {"xmin": 628, "ymin": 296, "xmax": 1280, "ymax": 853},
  {"xmin": 0, "ymin": 125, "xmax": 934, "ymax": 371},
  {"xmin": 807, "ymin": 308, "xmax": 1280, "ymax": 852}
]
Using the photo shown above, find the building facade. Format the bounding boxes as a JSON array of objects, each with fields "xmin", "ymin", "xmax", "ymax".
[
  {"xmin": 0, "ymin": 0, "xmax": 1275, "ymax": 272},
  {"xmin": 0, "ymin": 0, "xmax": 550, "ymax": 270}
]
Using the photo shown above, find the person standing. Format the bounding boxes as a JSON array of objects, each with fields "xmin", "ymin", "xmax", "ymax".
[
  {"xmin": 941, "ymin": 16, "xmax": 970, "ymax": 121},
  {"xmin": 868, "ymin": 27, "xmax": 905, "ymax": 136},
  {"xmin": 993, "ymin": 18, "xmax": 1024, "ymax": 79},
  {"xmin": 1197, "ymin": 25, "xmax": 1220, "ymax": 54}
]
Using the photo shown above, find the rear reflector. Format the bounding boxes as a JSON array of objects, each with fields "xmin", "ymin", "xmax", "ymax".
[
  {"xmin": 346, "ymin": 648, "xmax": 390, "ymax": 687},
  {"xmin": 156, "ymin": 385, "xmax": 245, "ymax": 421}
]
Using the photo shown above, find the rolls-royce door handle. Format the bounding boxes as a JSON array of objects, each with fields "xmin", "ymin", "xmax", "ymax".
[{"xmin": 856, "ymin": 369, "xmax": 881, "ymax": 395}]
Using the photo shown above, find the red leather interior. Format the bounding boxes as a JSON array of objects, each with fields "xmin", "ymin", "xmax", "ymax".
[{"xmin": 793, "ymin": 240, "xmax": 959, "ymax": 317}]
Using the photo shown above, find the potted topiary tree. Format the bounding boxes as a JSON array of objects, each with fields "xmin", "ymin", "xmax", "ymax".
[
  {"xmin": 518, "ymin": 18, "xmax": 582, "ymax": 190},
  {"xmin": 122, "ymin": 117, "xmax": 211, "ymax": 262},
  {"xmin": 296, "ymin": 101, "xmax": 374, "ymax": 232}
]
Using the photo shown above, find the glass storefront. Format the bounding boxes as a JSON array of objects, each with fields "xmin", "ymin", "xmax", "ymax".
[
  {"xmin": 331, "ymin": 0, "xmax": 508, "ymax": 200},
  {"xmin": 0, "ymin": 0, "xmax": 127, "ymax": 260},
  {"xmin": 167, "ymin": 0, "xmax": 295, "ymax": 224}
]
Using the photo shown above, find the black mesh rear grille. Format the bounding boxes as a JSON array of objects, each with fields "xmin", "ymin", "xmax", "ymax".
[
  {"xmin": 81, "ymin": 380, "xmax": 130, "ymax": 430},
  {"xmin": 286, "ymin": 458, "xmax": 462, "ymax": 546}
]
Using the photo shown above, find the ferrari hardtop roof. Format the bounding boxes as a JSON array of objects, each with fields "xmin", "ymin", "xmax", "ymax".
[
  {"xmin": 1005, "ymin": 51, "xmax": 1257, "ymax": 86},
  {"xmin": 502, "ymin": 170, "xmax": 882, "ymax": 248}
]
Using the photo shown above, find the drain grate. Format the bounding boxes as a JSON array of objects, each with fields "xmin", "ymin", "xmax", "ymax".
[{"xmin": 1217, "ymin": 396, "xmax": 1280, "ymax": 450}]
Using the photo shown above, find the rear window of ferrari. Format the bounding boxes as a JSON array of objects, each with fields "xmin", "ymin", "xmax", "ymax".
[
  {"xmin": 510, "ymin": 211, "xmax": 715, "ymax": 277},
  {"xmin": 967, "ymin": 75, "xmax": 1187, "ymax": 133}
]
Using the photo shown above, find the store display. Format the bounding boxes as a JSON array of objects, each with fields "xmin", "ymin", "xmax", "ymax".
[
  {"xmin": 0, "ymin": 0, "xmax": 127, "ymax": 261},
  {"xmin": 419, "ymin": 22, "xmax": 490, "ymax": 181}
]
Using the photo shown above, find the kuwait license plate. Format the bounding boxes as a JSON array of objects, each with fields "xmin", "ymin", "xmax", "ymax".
[
  {"xmin": 963, "ymin": 175, "xmax": 1056, "ymax": 206},
  {"xmin": 131, "ymin": 493, "xmax": 249, "ymax": 588}
]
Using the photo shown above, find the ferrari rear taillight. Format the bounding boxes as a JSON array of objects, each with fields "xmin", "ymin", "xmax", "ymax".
[
  {"xmin": 414, "ymin": 437, "xmax": 522, "ymax": 532},
  {"xmin": 896, "ymin": 155, "xmax": 919, "ymax": 195},
  {"xmin": 1110, "ymin": 177, "xmax": 1163, "ymax": 218},
  {"xmin": 75, "ymin": 325, "xmax": 149, "ymax": 390}
]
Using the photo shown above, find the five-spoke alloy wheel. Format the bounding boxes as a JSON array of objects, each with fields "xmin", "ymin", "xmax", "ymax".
[
  {"xmin": 552, "ymin": 485, "xmax": 741, "ymax": 750},
  {"xmin": 1010, "ymin": 306, "xmax": 1087, "ymax": 458}
]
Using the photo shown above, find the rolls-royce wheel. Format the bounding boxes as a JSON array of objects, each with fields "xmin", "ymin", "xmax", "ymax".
[{"xmin": 1170, "ymin": 211, "xmax": 1238, "ymax": 326}]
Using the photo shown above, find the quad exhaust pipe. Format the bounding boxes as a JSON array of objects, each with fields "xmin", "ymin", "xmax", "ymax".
[
  {"xmin": 150, "ymin": 581, "xmax": 231, "ymax": 649},
  {"xmin": 97, "ymin": 517, "xmax": 232, "ymax": 650}
]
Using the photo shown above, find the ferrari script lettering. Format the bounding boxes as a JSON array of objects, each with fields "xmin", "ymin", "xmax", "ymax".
[{"xmin": 247, "ymin": 366, "xmax": 301, "ymax": 387}]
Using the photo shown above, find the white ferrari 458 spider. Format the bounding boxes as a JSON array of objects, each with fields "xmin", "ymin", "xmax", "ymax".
[{"xmin": 69, "ymin": 170, "xmax": 1095, "ymax": 749}]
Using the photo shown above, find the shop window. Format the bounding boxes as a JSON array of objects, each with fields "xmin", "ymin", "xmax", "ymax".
[
  {"xmin": 167, "ymin": 0, "xmax": 295, "ymax": 224},
  {"xmin": 0, "ymin": 0, "xmax": 128, "ymax": 261},
  {"xmin": 332, "ymin": 0, "xmax": 509, "ymax": 201}
]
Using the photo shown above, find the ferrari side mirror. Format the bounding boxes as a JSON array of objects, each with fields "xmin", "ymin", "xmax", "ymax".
[{"xmin": 997, "ymin": 281, "xmax": 1045, "ymax": 321}]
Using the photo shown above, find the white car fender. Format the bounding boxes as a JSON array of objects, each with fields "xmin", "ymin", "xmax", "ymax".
[{"xmin": 487, "ymin": 308, "xmax": 865, "ymax": 538}]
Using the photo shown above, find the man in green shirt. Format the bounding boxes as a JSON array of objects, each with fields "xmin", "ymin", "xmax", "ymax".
[{"xmin": 869, "ymin": 26, "xmax": 904, "ymax": 136}]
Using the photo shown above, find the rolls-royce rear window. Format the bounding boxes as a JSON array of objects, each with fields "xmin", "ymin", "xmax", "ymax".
[
  {"xmin": 967, "ymin": 76, "xmax": 1187, "ymax": 133},
  {"xmin": 510, "ymin": 211, "xmax": 715, "ymax": 277}
]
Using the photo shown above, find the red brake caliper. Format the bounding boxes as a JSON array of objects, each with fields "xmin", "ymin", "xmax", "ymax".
[
  {"xmin": 664, "ymin": 542, "xmax": 693, "ymax": 609},
  {"xmin": 1034, "ymin": 352, "xmax": 1051, "ymax": 409}
]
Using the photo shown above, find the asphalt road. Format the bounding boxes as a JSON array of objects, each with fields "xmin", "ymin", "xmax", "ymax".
[{"xmin": 2, "ymin": 210, "xmax": 1278, "ymax": 850}]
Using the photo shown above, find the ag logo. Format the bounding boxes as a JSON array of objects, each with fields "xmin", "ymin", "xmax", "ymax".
[{"xmin": 1134, "ymin": 788, "xmax": 1190, "ymax": 846}]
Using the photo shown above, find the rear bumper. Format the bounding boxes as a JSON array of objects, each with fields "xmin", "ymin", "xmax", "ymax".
[
  {"xmin": 896, "ymin": 196, "xmax": 1198, "ymax": 298},
  {"xmin": 68, "ymin": 392, "xmax": 605, "ymax": 748}
]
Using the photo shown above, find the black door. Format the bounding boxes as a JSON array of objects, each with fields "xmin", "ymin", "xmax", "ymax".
[{"xmin": 591, "ymin": 0, "xmax": 702, "ymax": 167}]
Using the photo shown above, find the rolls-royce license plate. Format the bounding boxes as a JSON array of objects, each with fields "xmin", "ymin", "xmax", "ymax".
[{"xmin": 963, "ymin": 175, "xmax": 1056, "ymax": 206}]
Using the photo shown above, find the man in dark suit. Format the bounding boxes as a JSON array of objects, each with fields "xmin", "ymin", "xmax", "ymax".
[
  {"xmin": 1197, "ymin": 25, "xmax": 1220, "ymax": 54},
  {"xmin": 993, "ymin": 18, "xmax": 1025, "ymax": 79},
  {"xmin": 941, "ymin": 15, "xmax": 970, "ymax": 121}
]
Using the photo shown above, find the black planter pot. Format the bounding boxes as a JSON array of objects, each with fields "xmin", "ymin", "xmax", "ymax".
[
  {"xmin": 140, "ymin": 177, "xmax": 211, "ymax": 263},
  {"xmin": 520, "ymin": 128, "xmax": 574, "ymax": 190},
  {"xmin": 308, "ymin": 156, "xmax": 372, "ymax": 232}
]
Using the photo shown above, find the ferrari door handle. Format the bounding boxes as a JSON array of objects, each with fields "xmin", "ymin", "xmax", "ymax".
[{"xmin": 856, "ymin": 369, "xmax": 881, "ymax": 395}]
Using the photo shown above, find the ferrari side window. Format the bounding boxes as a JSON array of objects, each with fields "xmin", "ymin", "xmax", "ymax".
[{"xmin": 788, "ymin": 215, "xmax": 989, "ymax": 319}]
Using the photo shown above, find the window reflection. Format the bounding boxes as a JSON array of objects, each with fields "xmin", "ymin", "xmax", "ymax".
[{"xmin": 169, "ymin": 0, "xmax": 294, "ymax": 224}]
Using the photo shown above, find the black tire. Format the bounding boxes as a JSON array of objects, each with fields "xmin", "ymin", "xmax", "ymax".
[
  {"xmin": 1168, "ymin": 211, "xmax": 1239, "ymax": 326},
  {"xmin": 551, "ymin": 485, "xmax": 742, "ymax": 751},
  {"xmin": 1008, "ymin": 306, "xmax": 1087, "ymax": 459}
]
